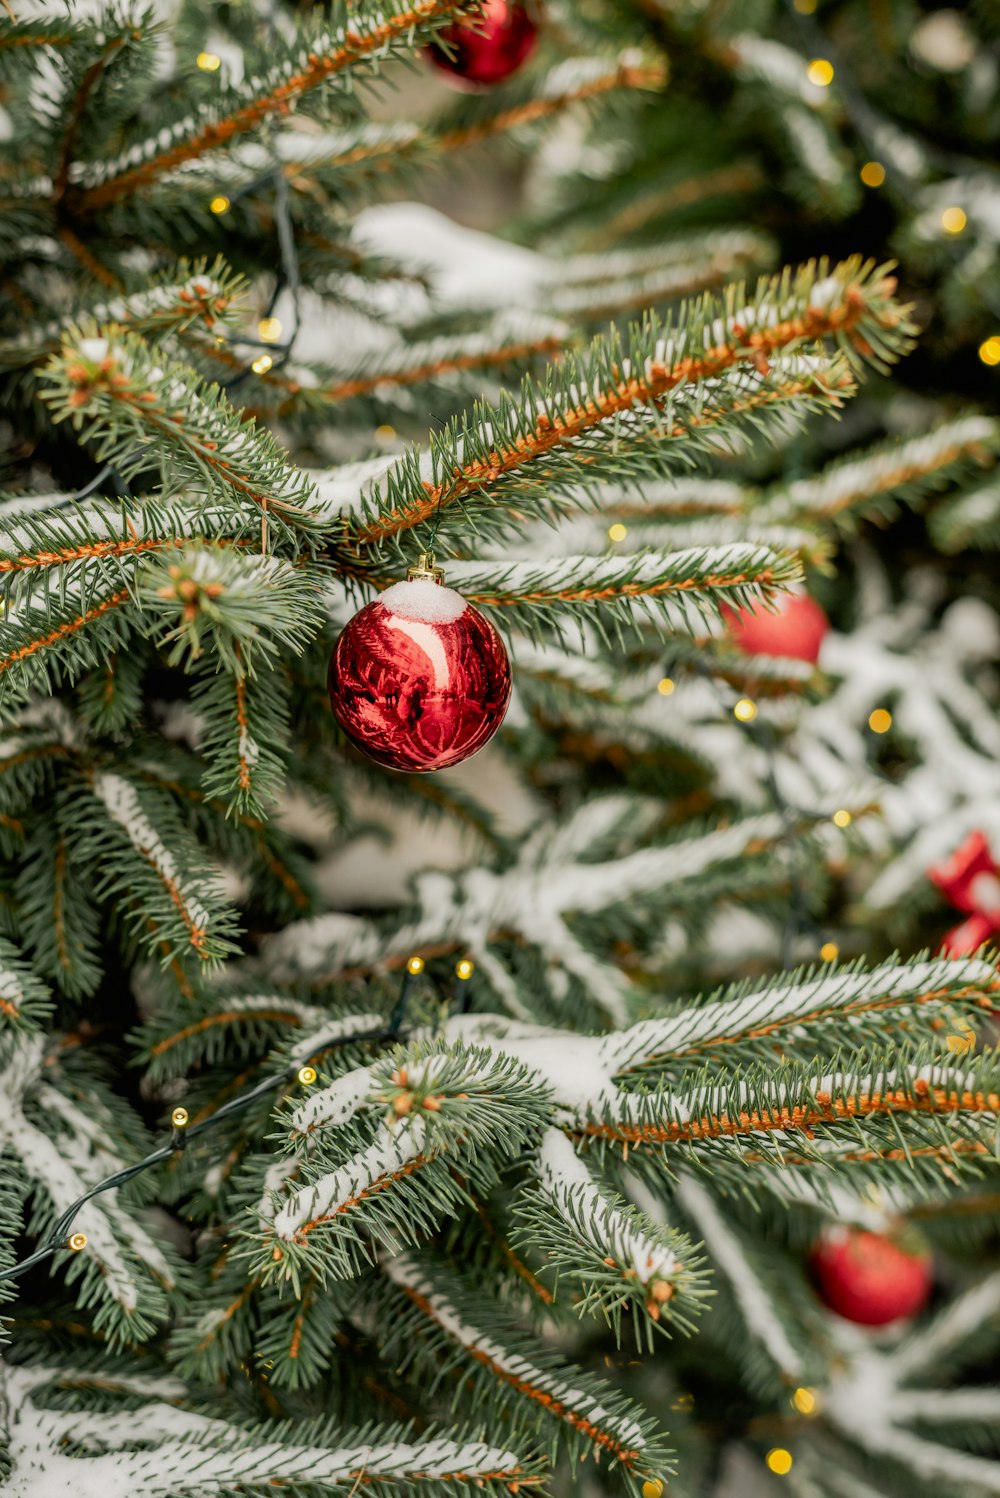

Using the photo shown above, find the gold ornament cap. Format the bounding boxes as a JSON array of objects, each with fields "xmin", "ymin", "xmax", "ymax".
[{"xmin": 407, "ymin": 552, "xmax": 445, "ymax": 584}]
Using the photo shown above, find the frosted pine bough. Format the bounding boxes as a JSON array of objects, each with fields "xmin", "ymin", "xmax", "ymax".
[{"xmin": 2, "ymin": 2, "xmax": 1000, "ymax": 1497}]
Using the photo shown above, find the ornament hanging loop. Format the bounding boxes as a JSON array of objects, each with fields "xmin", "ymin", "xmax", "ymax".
[{"xmin": 407, "ymin": 551, "xmax": 445, "ymax": 584}]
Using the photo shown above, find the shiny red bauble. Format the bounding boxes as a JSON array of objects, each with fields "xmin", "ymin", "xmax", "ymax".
[
  {"xmin": 427, "ymin": 0, "xmax": 538, "ymax": 86},
  {"xmin": 810, "ymin": 1228, "xmax": 932, "ymax": 1326},
  {"xmin": 328, "ymin": 576, "xmax": 512, "ymax": 773},
  {"xmin": 929, "ymin": 830, "xmax": 1000, "ymax": 956},
  {"xmin": 725, "ymin": 591, "xmax": 829, "ymax": 665}
]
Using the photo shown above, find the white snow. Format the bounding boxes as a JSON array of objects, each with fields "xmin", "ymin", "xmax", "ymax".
[
  {"xmin": 378, "ymin": 577, "xmax": 468, "ymax": 624},
  {"xmin": 385, "ymin": 1253, "xmax": 647, "ymax": 1452}
]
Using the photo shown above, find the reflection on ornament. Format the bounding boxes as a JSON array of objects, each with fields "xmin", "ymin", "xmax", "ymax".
[
  {"xmin": 929, "ymin": 829, "xmax": 1000, "ymax": 956},
  {"xmin": 427, "ymin": 0, "xmax": 538, "ymax": 87},
  {"xmin": 328, "ymin": 555, "xmax": 512, "ymax": 772}
]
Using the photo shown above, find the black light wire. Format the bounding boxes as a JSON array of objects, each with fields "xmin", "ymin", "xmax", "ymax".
[{"xmin": 0, "ymin": 971, "xmax": 421, "ymax": 1287}]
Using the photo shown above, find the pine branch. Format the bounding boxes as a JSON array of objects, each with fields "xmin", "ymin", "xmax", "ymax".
[
  {"xmin": 293, "ymin": 53, "xmax": 666, "ymax": 187},
  {"xmin": 0, "ymin": 496, "xmax": 255, "ymax": 612},
  {"xmin": 253, "ymin": 1043, "xmax": 552, "ymax": 1288},
  {"xmin": 600, "ymin": 955, "xmax": 1000, "ymax": 1077},
  {"xmin": 80, "ymin": 770, "xmax": 241, "ymax": 970},
  {"xmin": 521, "ymin": 1127, "xmax": 709, "ymax": 1347},
  {"xmin": 41, "ymin": 333, "xmax": 320, "ymax": 530},
  {"xmin": 437, "ymin": 55, "xmax": 667, "ymax": 152},
  {"xmin": 0, "ymin": 937, "xmax": 53, "ymax": 1035},
  {"xmin": 15, "ymin": 818, "xmax": 103, "ymax": 1002},
  {"xmin": 52, "ymin": 27, "xmax": 137, "ymax": 205},
  {"xmin": 72, "ymin": 0, "xmax": 481, "ymax": 213},
  {"xmin": 758, "ymin": 414, "xmax": 1000, "ymax": 528},
  {"xmin": 576, "ymin": 1053, "xmax": 1000, "ymax": 1173},
  {"xmin": 377, "ymin": 1251, "xmax": 671, "ymax": 1484},
  {"xmin": 0, "ymin": 583, "xmax": 134, "ymax": 709},
  {"xmin": 439, "ymin": 544, "xmax": 801, "ymax": 641},
  {"xmin": 2, "ymin": 1362, "xmax": 538, "ymax": 1497},
  {"xmin": 339, "ymin": 258, "xmax": 912, "ymax": 563},
  {"xmin": 260, "ymin": 331, "xmax": 566, "ymax": 418},
  {"xmin": 0, "ymin": 262, "xmax": 246, "ymax": 376},
  {"xmin": 138, "ymin": 547, "xmax": 322, "ymax": 673},
  {"xmin": 2, "ymin": 1038, "xmax": 178, "ymax": 1345}
]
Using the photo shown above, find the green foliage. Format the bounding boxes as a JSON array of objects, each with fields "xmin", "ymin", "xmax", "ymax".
[{"xmin": 1, "ymin": 1, "xmax": 999, "ymax": 1495}]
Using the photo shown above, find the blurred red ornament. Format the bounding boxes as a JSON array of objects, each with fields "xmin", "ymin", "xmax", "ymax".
[
  {"xmin": 811, "ymin": 1228, "xmax": 932, "ymax": 1326},
  {"xmin": 725, "ymin": 591, "xmax": 829, "ymax": 664},
  {"xmin": 328, "ymin": 557, "xmax": 512, "ymax": 773},
  {"xmin": 427, "ymin": 0, "xmax": 538, "ymax": 86},
  {"xmin": 929, "ymin": 830, "xmax": 1000, "ymax": 956}
]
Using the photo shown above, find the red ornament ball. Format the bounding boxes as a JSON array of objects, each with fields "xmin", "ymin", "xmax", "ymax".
[
  {"xmin": 725, "ymin": 591, "xmax": 829, "ymax": 665},
  {"xmin": 810, "ymin": 1228, "xmax": 932, "ymax": 1326},
  {"xmin": 328, "ymin": 575, "xmax": 512, "ymax": 773},
  {"xmin": 427, "ymin": 0, "xmax": 538, "ymax": 86}
]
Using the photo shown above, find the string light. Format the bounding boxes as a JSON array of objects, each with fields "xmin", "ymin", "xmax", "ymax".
[
  {"xmin": 820, "ymin": 941, "xmax": 839, "ymax": 962},
  {"xmin": 940, "ymin": 205, "xmax": 967, "ymax": 235},
  {"xmin": 209, "ymin": 195, "xmax": 230, "ymax": 215},
  {"xmin": 832, "ymin": 808, "xmax": 852, "ymax": 828},
  {"xmin": 374, "ymin": 423, "xmax": 397, "ymax": 443},
  {"xmin": 407, "ymin": 956, "xmax": 425, "ymax": 975},
  {"xmin": 792, "ymin": 1386, "xmax": 818, "ymax": 1415},
  {"xmin": 806, "ymin": 58, "xmax": 834, "ymax": 87},
  {"xmin": 733, "ymin": 697, "xmax": 758, "ymax": 722},
  {"xmin": 979, "ymin": 337, "xmax": 1000, "ymax": 367},
  {"xmin": 297, "ymin": 1065, "xmax": 318, "ymax": 1085},
  {"xmin": 608, "ymin": 522, "xmax": 628, "ymax": 542},
  {"xmin": 868, "ymin": 708, "xmax": 892, "ymax": 734},
  {"xmin": 765, "ymin": 1448, "xmax": 793, "ymax": 1476},
  {"xmin": 657, "ymin": 677, "xmax": 675, "ymax": 697},
  {"xmin": 860, "ymin": 161, "xmax": 886, "ymax": 187},
  {"xmin": 1, "ymin": 989, "xmax": 407, "ymax": 1286},
  {"xmin": 251, "ymin": 353, "xmax": 273, "ymax": 375},
  {"xmin": 196, "ymin": 51, "xmax": 221, "ymax": 71},
  {"xmin": 455, "ymin": 959, "xmax": 475, "ymax": 980},
  {"xmin": 257, "ymin": 317, "xmax": 282, "ymax": 343},
  {"xmin": 945, "ymin": 1021, "xmax": 976, "ymax": 1055},
  {"xmin": 641, "ymin": 1481, "xmax": 664, "ymax": 1498}
]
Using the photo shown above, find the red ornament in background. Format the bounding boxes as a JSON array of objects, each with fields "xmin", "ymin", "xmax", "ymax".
[
  {"xmin": 427, "ymin": 0, "xmax": 538, "ymax": 86},
  {"xmin": 810, "ymin": 1228, "xmax": 932, "ymax": 1326},
  {"xmin": 328, "ymin": 555, "xmax": 512, "ymax": 773},
  {"xmin": 928, "ymin": 830, "xmax": 1000, "ymax": 956},
  {"xmin": 725, "ymin": 591, "xmax": 829, "ymax": 665}
]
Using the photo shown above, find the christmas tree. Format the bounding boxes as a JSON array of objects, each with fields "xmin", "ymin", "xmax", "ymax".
[{"xmin": 2, "ymin": 2, "xmax": 999, "ymax": 1495}]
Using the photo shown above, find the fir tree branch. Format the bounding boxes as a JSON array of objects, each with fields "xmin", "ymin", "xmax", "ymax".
[
  {"xmin": 758, "ymin": 414, "xmax": 1000, "ymax": 527},
  {"xmin": 600, "ymin": 956, "xmax": 1000, "ymax": 1077},
  {"xmin": 341, "ymin": 258, "xmax": 911, "ymax": 560},
  {"xmin": 440, "ymin": 544, "xmax": 801, "ymax": 640},
  {"xmin": 0, "ymin": 262, "xmax": 246, "ymax": 375},
  {"xmin": 0, "ymin": 585, "xmax": 133, "ymax": 704},
  {"xmin": 264, "ymin": 333, "xmax": 566, "ymax": 416},
  {"xmin": 52, "ymin": 29, "xmax": 136, "ymax": 204},
  {"xmin": 378, "ymin": 1251, "xmax": 670, "ymax": 1480},
  {"xmin": 73, "ymin": 0, "xmax": 481, "ymax": 213},
  {"xmin": 576, "ymin": 1057, "xmax": 1000, "ymax": 1155},
  {"xmin": 0, "ymin": 938, "xmax": 53, "ymax": 1034},
  {"xmin": 42, "ymin": 333, "xmax": 319, "ymax": 529},
  {"xmin": 436, "ymin": 56, "xmax": 667, "ymax": 153},
  {"xmin": 2, "ymin": 1362, "xmax": 537, "ymax": 1497}
]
